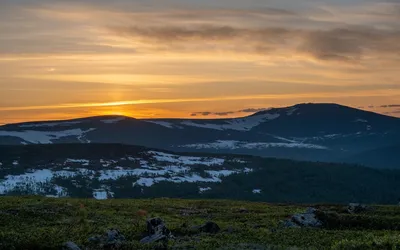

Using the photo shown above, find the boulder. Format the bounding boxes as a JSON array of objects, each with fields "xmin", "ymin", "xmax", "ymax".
[
  {"xmin": 347, "ymin": 203, "xmax": 368, "ymax": 214},
  {"xmin": 283, "ymin": 207, "xmax": 323, "ymax": 228},
  {"xmin": 88, "ymin": 228, "xmax": 126, "ymax": 249},
  {"xmin": 62, "ymin": 241, "xmax": 81, "ymax": 250},
  {"xmin": 140, "ymin": 218, "xmax": 173, "ymax": 244},
  {"xmin": 238, "ymin": 208, "xmax": 249, "ymax": 213}
]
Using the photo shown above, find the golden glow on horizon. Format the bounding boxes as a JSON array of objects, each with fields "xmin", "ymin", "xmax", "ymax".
[{"xmin": 0, "ymin": 0, "xmax": 399, "ymax": 124}]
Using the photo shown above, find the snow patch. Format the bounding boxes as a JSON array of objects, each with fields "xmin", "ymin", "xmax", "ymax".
[
  {"xmin": 229, "ymin": 159, "xmax": 247, "ymax": 163},
  {"xmin": 12, "ymin": 160, "xmax": 19, "ymax": 166},
  {"xmin": 0, "ymin": 128, "xmax": 95, "ymax": 144},
  {"xmin": 0, "ymin": 169, "xmax": 54, "ymax": 194},
  {"xmin": 145, "ymin": 121, "xmax": 178, "ymax": 129},
  {"xmin": 243, "ymin": 168, "xmax": 253, "ymax": 173},
  {"xmin": 287, "ymin": 108, "xmax": 298, "ymax": 116},
  {"xmin": 135, "ymin": 177, "xmax": 163, "ymax": 187},
  {"xmin": 273, "ymin": 135, "xmax": 297, "ymax": 143},
  {"xmin": 354, "ymin": 119, "xmax": 368, "ymax": 123},
  {"xmin": 133, "ymin": 174, "xmax": 222, "ymax": 187},
  {"xmin": 324, "ymin": 134, "xmax": 340, "ymax": 138},
  {"xmin": 205, "ymin": 170, "xmax": 239, "ymax": 178},
  {"xmin": 180, "ymin": 140, "xmax": 328, "ymax": 150},
  {"xmin": 148, "ymin": 151, "xmax": 225, "ymax": 166},
  {"xmin": 53, "ymin": 185, "xmax": 68, "ymax": 197},
  {"xmin": 65, "ymin": 159, "xmax": 90, "ymax": 166},
  {"xmin": 93, "ymin": 189, "xmax": 108, "ymax": 200},
  {"xmin": 180, "ymin": 113, "xmax": 280, "ymax": 131},
  {"xmin": 100, "ymin": 159, "xmax": 118, "ymax": 167},
  {"xmin": 199, "ymin": 187, "xmax": 212, "ymax": 193},
  {"xmin": 101, "ymin": 117, "xmax": 125, "ymax": 124},
  {"xmin": 253, "ymin": 189, "xmax": 262, "ymax": 194}
]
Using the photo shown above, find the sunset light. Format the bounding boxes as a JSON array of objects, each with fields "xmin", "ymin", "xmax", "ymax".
[
  {"xmin": 1, "ymin": 1, "xmax": 400, "ymax": 247},
  {"xmin": 1, "ymin": 0, "xmax": 399, "ymax": 124}
]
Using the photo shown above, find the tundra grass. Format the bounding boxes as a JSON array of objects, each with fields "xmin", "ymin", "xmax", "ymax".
[{"xmin": 0, "ymin": 197, "xmax": 399, "ymax": 249}]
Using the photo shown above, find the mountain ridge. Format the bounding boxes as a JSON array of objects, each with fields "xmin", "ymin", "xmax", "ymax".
[
  {"xmin": 1, "ymin": 103, "xmax": 399, "ymax": 168},
  {"xmin": 2, "ymin": 103, "xmax": 399, "ymax": 127}
]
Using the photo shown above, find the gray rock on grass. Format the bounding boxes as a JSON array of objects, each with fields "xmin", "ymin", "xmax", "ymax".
[
  {"xmin": 62, "ymin": 241, "xmax": 81, "ymax": 250},
  {"xmin": 140, "ymin": 218, "xmax": 173, "ymax": 244},
  {"xmin": 347, "ymin": 203, "xmax": 369, "ymax": 214},
  {"xmin": 283, "ymin": 207, "xmax": 323, "ymax": 228}
]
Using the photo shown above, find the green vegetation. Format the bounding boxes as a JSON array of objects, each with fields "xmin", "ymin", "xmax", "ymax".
[{"xmin": 0, "ymin": 197, "xmax": 400, "ymax": 249}]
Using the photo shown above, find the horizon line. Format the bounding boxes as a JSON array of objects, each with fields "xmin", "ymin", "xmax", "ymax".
[{"xmin": 1, "ymin": 103, "xmax": 398, "ymax": 126}]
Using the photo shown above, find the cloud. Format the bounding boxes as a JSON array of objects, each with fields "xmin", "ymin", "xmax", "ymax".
[
  {"xmin": 3, "ymin": 0, "xmax": 400, "ymax": 63},
  {"xmin": 239, "ymin": 108, "xmax": 269, "ymax": 113},
  {"xmin": 380, "ymin": 104, "xmax": 400, "ymax": 108},
  {"xmin": 107, "ymin": 24, "xmax": 400, "ymax": 62},
  {"xmin": 384, "ymin": 109, "xmax": 400, "ymax": 114},
  {"xmin": 190, "ymin": 107, "xmax": 269, "ymax": 117},
  {"xmin": 214, "ymin": 111, "xmax": 236, "ymax": 116}
]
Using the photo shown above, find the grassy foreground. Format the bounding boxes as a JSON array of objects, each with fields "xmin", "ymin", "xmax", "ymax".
[{"xmin": 0, "ymin": 197, "xmax": 400, "ymax": 250}]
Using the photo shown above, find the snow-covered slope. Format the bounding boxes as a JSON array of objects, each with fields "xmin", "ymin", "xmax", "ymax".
[
  {"xmin": 0, "ymin": 128, "xmax": 95, "ymax": 144},
  {"xmin": 1, "ymin": 144, "xmax": 400, "ymax": 203},
  {"xmin": 0, "ymin": 145, "xmax": 252, "ymax": 199}
]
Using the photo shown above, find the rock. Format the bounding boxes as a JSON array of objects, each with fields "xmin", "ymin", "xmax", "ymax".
[
  {"xmin": 62, "ymin": 241, "xmax": 81, "ymax": 250},
  {"xmin": 347, "ymin": 203, "xmax": 368, "ymax": 214},
  {"xmin": 87, "ymin": 229, "xmax": 126, "ymax": 249},
  {"xmin": 239, "ymin": 208, "xmax": 249, "ymax": 213},
  {"xmin": 282, "ymin": 219, "xmax": 301, "ymax": 228},
  {"xmin": 140, "ymin": 218, "xmax": 173, "ymax": 244},
  {"xmin": 192, "ymin": 221, "xmax": 220, "ymax": 234},
  {"xmin": 283, "ymin": 207, "xmax": 323, "ymax": 228}
]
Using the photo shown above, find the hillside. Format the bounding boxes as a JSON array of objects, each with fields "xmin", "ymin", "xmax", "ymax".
[
  {"xmin": 0, "ymin": 197, "xmax": 400, "ymax": 249},
  {"xmin": 1, "ymin": 144, "xmax": 400, "ymax": 204},
  {"xmin": 343, "ymin": 144, "xmax": 400, "ymax": 169},
  {"xmin": 1, "ymin": 103, "xmax": 399, "ymax": 167}
]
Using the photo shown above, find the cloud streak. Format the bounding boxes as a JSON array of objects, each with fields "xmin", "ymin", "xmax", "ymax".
[
  {"xmin": 1, "ymin": 0, "xmax": 400, "ymax": 123},
  {"xmin": 190, "ymin": 108, "xmax": 269, "ymax": 117},
  {"xmin": 107, "ymin": 24, "xmax": 400, "ymax": 63}
]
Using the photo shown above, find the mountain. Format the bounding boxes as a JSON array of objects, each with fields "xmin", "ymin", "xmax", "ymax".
[
  {"xmin": 1, "ymin": 144, "xmax": 400, "ymax": 204},
  {"xmin": 1, "ymin": 103, "xmax": 399, "ymax": 168}
]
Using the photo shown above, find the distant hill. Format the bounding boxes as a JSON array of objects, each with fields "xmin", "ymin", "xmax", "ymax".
[
  {"xmin": 1, "ymin": 144, "xmax": 399, "ymax": 204},
  {"xmin": 343, "ymin": 144, "xmax": 400, "ymax": 169},
  {"xmin": 1, "ymin": 103, "xmax": 400, "ymax": 167}
]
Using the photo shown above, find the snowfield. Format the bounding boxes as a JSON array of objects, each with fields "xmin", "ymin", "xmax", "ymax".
[
  {"xmin": 180, "ymin": 113, "xmax": 280, "ymax": 131},
  {"xmin": 144, "ymin": 121, "xmax": 183, "ymax": 129},
  {"xmin": 145, "ymin": 112, "xmax": 280, "ymax": 131},
  {"xmin": 101, "ymin": 117, "xmax": 125, "ymax": 124},
  {"xmin": 148, "ymin": 151, "xmax": 225, "ymax": 166},
  {"xmin": 0, "ymin": 151, "xmax": 251, "ymax": 199},
  {"xmin": 0, "ymin": 128, "xmax": 95, "ymax": 144}
]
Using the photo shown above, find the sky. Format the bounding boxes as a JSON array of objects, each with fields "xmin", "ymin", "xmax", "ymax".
[{"xmin": 1, "ymin": 0, "xmax": 400, "ymax": 124}]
